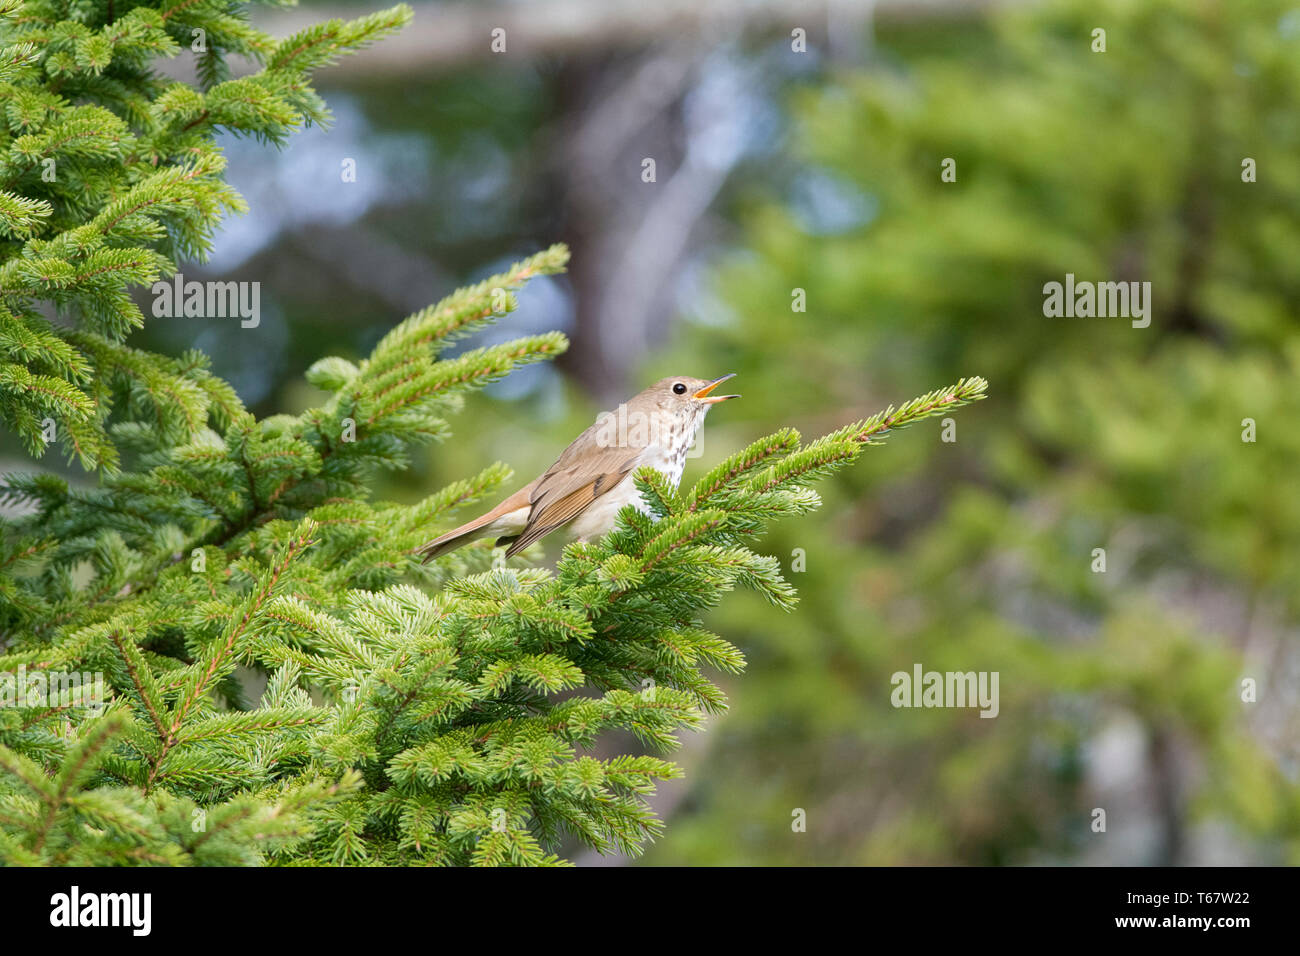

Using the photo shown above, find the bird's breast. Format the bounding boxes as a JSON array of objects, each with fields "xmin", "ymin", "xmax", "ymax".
[
  {"xmin": 568, "ymin": 444, "xmax": 685, "ymax": 542},
  {"xmin": 639, "ymin": 441, "xmax": 689, "ymax": 489}
]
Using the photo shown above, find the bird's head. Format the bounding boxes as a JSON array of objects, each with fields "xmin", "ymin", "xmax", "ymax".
[
  {"xmin": 639, "ymin": 374, "xmax": 741, "ymax": 414},
  {"xmin": 598, "ymin": 375, "xmax": 739, "ymax": 453}
]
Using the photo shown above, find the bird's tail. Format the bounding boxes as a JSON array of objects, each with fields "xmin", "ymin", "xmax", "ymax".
[
  {"xmin": 417, "ymin": 521, "xmax": 493, "ymax": 562},
  {"xmin": 417, "ymin": 485, "xmax": 533, "ymax": 562}
]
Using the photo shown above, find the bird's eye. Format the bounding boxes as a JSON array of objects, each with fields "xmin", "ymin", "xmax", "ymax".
[{"xmin": 672, "ymin": 382, "xmax": 687, "ymax": 394}]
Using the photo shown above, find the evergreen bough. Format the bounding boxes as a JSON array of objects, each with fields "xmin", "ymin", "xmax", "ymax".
[{"xmin": 0, "ymin": 0, "xmax": 986, "ymax": 865}]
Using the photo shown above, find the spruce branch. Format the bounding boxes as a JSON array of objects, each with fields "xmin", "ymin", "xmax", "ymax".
[
  {"xmin": 0, "ymin": 0, "xmax": 989, "ymax": 861},
  {"xmin": 0, "ymin": 1, "xmax": 418, "ymax": 471}
]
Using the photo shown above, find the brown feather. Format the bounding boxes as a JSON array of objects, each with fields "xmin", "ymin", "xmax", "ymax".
[
  {"xmin": 418, "ymin": 483, "xmax": 535, "ymax": 561},
  {"xmin": 503, "ymin": 426, "xmax": 643, "ymax": 557}
]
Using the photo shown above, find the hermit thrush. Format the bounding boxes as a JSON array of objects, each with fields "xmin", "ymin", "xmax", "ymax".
[{"xmin": 418, "ymin": 374, "xmax": 740, "ymax": 560}]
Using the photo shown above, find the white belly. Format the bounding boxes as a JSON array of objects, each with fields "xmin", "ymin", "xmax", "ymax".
[
  {"xmin": 565, "ymin": 483, "xmax": 642, "ymax": 541},
  {"xmin": 566, "ymin": 441, "xmax": 688, "ymax": 542}
]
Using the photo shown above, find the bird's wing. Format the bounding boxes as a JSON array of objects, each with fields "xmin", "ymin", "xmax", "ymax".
[{"xmin": 504, "ymin": 433, "xmax": 643, "ymax": 557}]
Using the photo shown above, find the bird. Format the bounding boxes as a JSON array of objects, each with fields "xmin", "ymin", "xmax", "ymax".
[{"xmin": 418, "ymin": 374, "xmax": 740, "ymax": 561}]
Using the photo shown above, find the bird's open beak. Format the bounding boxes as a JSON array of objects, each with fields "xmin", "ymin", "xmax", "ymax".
[{"xmin": 694, "ymin": 373, "xmax": 740, "ymax": 404}]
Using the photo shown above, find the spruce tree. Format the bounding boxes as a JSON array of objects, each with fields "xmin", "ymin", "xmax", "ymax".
[{"xmin": 0, "ymin": 0, "xmax": 986, "ymax": 865}]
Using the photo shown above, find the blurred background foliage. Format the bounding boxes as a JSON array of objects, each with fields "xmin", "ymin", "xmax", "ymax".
[{"xmin": 11, "ymin": 0, "xmax": 1297, "ymax": 864}]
